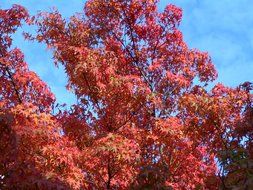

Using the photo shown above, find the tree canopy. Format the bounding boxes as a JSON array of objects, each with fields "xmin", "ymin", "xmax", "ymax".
[{"xmin": 0, "ymin": 1, "xmax": 252, "ymax": 189}]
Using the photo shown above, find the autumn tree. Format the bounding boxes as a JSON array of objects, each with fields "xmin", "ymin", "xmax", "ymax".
[
  {"xmin": 0, "ymin": 5, "xmax": 84, "ymax": 189},
  {"xmin": 1, "ymin": 0, "xmax": 252, "ymax": 189},
  {"xmin": 216, "ymin": 82, "xmax": 253, "ymax": 189},
  {"xmin": 180, "ymin": 81, "xmax": 253, "ymax": 189},
  {"xmin": 33, "ymin": 0, "xmax": 220, "ymax": 189}
]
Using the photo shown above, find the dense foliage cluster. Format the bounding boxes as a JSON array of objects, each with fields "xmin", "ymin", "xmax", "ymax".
[{"xmin": 0, "ymin": 1, "xmax": 252, "ymax": 189}]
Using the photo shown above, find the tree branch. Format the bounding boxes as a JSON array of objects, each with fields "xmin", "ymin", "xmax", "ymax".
[{"xmin": 0, "ymin": 62, "xmax": 22, "ymax": 103}]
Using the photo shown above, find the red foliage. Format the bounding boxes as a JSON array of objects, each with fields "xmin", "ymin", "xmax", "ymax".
[{"xmin": 0, "ymin": 1, "xmax": 252, "ymax": 189}]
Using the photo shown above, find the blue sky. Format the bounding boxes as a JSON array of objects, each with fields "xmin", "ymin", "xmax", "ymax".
[{"xmin": 1, "ymin": 0, "xmax": 253, "ymax": 105}]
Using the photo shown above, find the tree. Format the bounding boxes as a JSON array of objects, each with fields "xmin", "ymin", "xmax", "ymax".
[
  {"xmin": 0, "ymin": 5, "xmax": 84, "ymax": 189},
  {"xmin": 216, "ymin": 82, "xmax": 253, "ymax": 189},
  {"xmin": 0, "ymin": 1, "xmax": 252, "ymax": 189},
  {"xmin": 180, "ymin": 82, "xmax": 253, "ymax": 189},
  {"xmin": 33, "ymin": 0, "xmax": 219, "ymax": 189}
]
